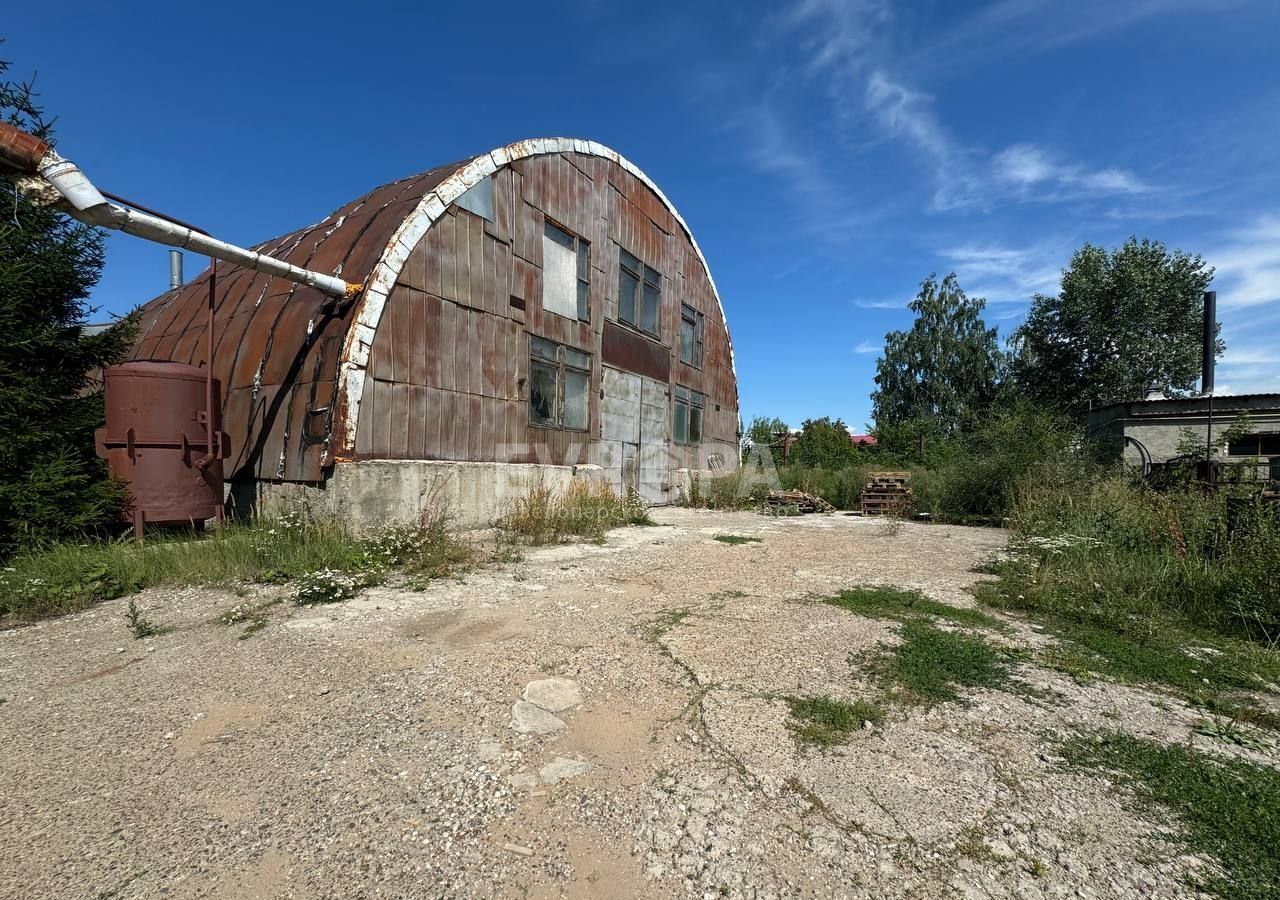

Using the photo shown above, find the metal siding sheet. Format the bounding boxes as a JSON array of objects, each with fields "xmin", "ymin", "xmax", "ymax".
[
  {"xmin": 438, "ymin": 212, "xmax": 458, "ymax": 303},
  {"xmin": 438, "ymin": 300, "xmax": 456, "ymax": 393},
  {"xmin": 468, "ymin": 394, "xmax": 483, "ymax": 460},
  {"xmin": 399, "ymin": 240, "xmax": 428, "ymax": 292},
  {"xmin": 467, "ymin": 213, "xmax": 485, "ymax": 311}
]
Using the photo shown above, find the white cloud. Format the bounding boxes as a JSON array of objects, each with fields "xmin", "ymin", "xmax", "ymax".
[
  {"xmin": 1209, "ymin": 216, "xmax": 1280, "ymax": 310},
  {"xmin": 938, "ymin": 243, "xmax": 1064, "ymax": 303},
  {"xmin": 854, "ymin": 298, "xmax": 905, "ymax": 309},
  {"xmin": 993, "ymin": 144, "xmax": 1149, "ymax": 197},
  {"xmin": 854, "ymin": 339, "xmax": 881, "ymax": 354}
]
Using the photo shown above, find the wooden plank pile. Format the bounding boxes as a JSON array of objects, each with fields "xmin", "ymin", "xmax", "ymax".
[
  {"xmin": 766, "ymin": 490, "xmax": 835, "ymax": 514},
  {"xmin": 861, "ymin": 471, "xmax": 913, "ymax": 517}
]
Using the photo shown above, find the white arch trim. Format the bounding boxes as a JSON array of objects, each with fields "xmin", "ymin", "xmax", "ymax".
[{"xmin": 332, "ymin": 137, "xmax": 737, "ymax": 456}]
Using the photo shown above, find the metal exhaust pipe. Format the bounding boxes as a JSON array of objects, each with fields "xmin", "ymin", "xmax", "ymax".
[
  {"xmin": 169, "ymin": 250, "xmax": 184, "ymax": 291},
  {"xmin": 1201, "ymin": 290, "xmax": 1216, "ymax": 397},
  {"xmin": 0, "ymin": 121, "xmax": 360, "ymax": 301}
]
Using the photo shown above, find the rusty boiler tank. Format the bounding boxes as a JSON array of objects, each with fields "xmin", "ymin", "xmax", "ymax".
[{"xmin": 96, "ymin": 361, "xmax": 227, "ymax": 534}]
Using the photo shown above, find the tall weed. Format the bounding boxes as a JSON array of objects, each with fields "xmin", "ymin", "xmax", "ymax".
[{"xmin": 498, "ymin": 479, "xmax": 653, "ymax": 544}]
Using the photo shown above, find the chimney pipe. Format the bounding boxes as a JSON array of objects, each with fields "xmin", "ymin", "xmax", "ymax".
[
  {"xmin": 169, "ymin": 250, "xmax": 184, "ymax": 290},
  {"xmin": 1201, "ymin": 290, "xmax": 1216, "ymax": 396}
]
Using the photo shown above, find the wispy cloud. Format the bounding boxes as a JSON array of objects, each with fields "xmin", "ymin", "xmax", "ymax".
[
  {"xmin": 1211, "ymin": 217, "xmax": 1280, "ymax": 393},
  {"xmin": 993, "ymin": 144, "xmax": 1150, "ymax": 198},
  {"xmin": 1209, "ymin": 215, "xmax": 1280, "ymax": 309},
  {"xmin": 774, "ymin": 0, "xmax": 890, "ymax": 75},
  {"xmin": 864, "ymin": 71, "xmax": 985, "ymax": 210},
  {"xmin": 854, "ymin": 297, "xmax": 905, "ymax": 309},
  {"xmin": 939, "ymin": 243, "xmax": 1065, "ymax": 303},
  {"xmin": 904, "ymin": 0, "xmax": 1254, "ymax": 78},
  {"xmin": 854, "ymin": 338, "xmax": 881, "ymax": 354},
  {"xmin": 761, "ymin": 4, "xmax": 1157, "ymax": 215}
]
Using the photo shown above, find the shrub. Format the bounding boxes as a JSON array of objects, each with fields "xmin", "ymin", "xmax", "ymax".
[
  {"xmin": 682, "ymin": 471, "xmax": 767, "ymax": 510},
  {"xmin": 293, "ymin": 569, "xmax": 359, "ymax": 605},
  {"xmin": 356, "ymin": 507, "xmax": 473, "ymax": 581},
  {"xmin": 778, "ymin": 465, "xmax": 866, "ymax": 510},
  {"xmin": 979, "ymin": 473, "xmax": 1280, "ymax": 713}
]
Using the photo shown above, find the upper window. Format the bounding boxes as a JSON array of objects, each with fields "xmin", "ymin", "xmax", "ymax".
[
  {"xmin": 680, "ymin": 304, "xmax": 704, "ymax": 368},
  {"xmin": 542, "ymin": 221, "xmax": 590, "ymax": 322},
  {"xmin": 529, "ymin": 336, "xmax": 591, "ymax": 431},
  {"xmin": 618, "ymin": 248, "xmax": 661, "ymax": 338},
  {"xmin": 673, "ymin": 386, "xmax": 705, "ymax": 446}
]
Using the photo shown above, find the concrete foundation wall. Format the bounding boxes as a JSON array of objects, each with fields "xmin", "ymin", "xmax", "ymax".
[
  {"xmin": 238, "ymin": 460, "xmax": 608, "ymax": 531},
  {"xmin": 1117, "ymin": 413, "xmax": 1280, "ymax": 466}
]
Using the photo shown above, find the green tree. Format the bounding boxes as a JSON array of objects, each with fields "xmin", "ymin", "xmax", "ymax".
[
  {"xmin": 742, "ymin": 415, "xmax": 788, "ymax": 466},
  {"xmin": 0, "ymin": 57, "xmax": 137, "ymax": 555},
  {"xmin": 788, "ymin": 417, "xmax": 857, "ymax": 469},
  {"xmin": 871, "ymin": 273, "xmax": 1007, "ymax": 438},
  {"xmin": 1012, "ymin": 238, "xmax": 1217, "ymax": 415}
]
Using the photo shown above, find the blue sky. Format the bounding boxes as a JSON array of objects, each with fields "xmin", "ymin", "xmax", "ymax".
[{"xmin": 5, "ymin": 0, "xmax": 1279, "ymax": 429}]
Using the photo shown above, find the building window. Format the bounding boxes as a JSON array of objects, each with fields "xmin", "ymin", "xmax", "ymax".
[
  {"xmin": 542, "ymin": 221, "xmax": 590, "ymax": 322},
  {"xmin": 618, "ymin": 248, "xmax": 661, "ymax": 337},
  {"xmin": 1227, "ymin": 432, "xmax": 1280, "ymax": 457},
  {"xmin": 529, "ymin": 336, "xmax": 591, "ymax": 431},
  {"xmin": 680, "ymin": 303, "xmax": 704, "ymax": 367},
  {"xmin": 673, "ymin": 385, "xmax": 704, "ymax": 445}
]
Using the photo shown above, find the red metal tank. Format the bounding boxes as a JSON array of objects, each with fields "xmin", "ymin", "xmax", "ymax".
[{"xmin": 95, "ymin": 361, "xmax": 227, "ymax": 534}]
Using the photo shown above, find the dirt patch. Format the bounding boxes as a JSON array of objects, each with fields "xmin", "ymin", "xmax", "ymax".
[{"xmin": 0, "ymin": 509, "xmax": 1272, "ymax": 899}]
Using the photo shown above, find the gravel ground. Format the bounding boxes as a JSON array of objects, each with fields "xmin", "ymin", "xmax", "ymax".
[{"xmin": 0, "ymin": 509, "xmax": 1271, "ymax": 899}]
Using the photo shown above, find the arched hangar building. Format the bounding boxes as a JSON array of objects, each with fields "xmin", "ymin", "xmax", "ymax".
[{"xmin": 128, "ymin": 139, "xmax": 740, "ymax": 525}]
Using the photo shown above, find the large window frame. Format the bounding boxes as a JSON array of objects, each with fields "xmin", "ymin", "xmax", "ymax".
[
  {"xmin": 618, "ymin": 247, "xmax": 662, "ymax": 338},
  {"xmin": 679, "ymin": 303, "xmax": 704, "ymax": 368},
  {"xmin": 673, "ymin": 385, "xmax": 705, "ymax": 446},
  {"xmin": 542, "ymin": 220, "xmax": 591, "ymax": 323},
  {"xmin": 1227, "ymin": 432, "xmax": 1280, "ymax": 457},
  {"xmin": 528, "ymin": 336, "xmax": 591, "ymax": 432}
]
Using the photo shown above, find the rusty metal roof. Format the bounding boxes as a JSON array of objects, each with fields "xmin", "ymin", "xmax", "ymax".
[{"xmin": 128, "ymin": 158, "xmax": 473, "ymax": 482}]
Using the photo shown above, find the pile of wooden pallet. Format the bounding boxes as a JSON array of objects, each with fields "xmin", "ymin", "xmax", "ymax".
[
  {"xmin": 766, "ymin": 490, "xmax": 836, "ymax": 514},
  {"xmin": 860, "ymin": 471, "xmax": 913, "ymax": 517}
]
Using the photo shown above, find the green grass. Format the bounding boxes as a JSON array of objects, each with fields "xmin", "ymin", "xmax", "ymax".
[
  {"xmin": 974, "ymin": 475, "xmax": 1280, "ymax": 720},
  {"xmin": 875, "ymin": 619, "xmax": 1013, "ymax": 706},
  {"xmin": 713, "ymin": 534, "xmax": 762, "ymax": 545},
  {"xmin": 0, "ymin": 511, "xmax": 472, "ymax": 622},
  {"xmin": 786, "ymin": 695, "xmax": 884, "ymax": 746},
  {"xmin": 976, "ymin": 572, "xmax": 1280, "ymax": 728},
  {"xmin": 1063, "ymin": 732, "xmax": 1280, "ymax": 900},
  {"xmin": 825, "ymin": 585, "xmax": 1000, "ymax": 630}
]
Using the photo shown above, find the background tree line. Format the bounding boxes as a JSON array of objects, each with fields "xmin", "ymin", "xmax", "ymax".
[{"xmin": 747, "ymin": 234, "xmax": 1217, "ymax": 468}]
